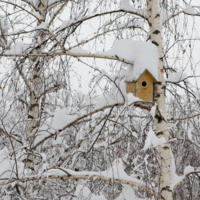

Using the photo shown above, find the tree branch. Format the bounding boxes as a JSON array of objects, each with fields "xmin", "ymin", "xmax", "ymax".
[
  {"xmin": 0, "ymin": 174, "xmax": 158, "ymax": 198},
  {"xmin": 2, "ymin": 52, "xmax": 133, "ymax": 65}
]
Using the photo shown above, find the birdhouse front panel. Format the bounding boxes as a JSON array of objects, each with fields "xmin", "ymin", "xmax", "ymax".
[{"xmin": 135, "ymin": 71, "xmax": 154, "ymax": 102}]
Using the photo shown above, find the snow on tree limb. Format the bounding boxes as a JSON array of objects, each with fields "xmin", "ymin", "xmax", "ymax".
[{"xmin": 1, "ymin": 52, "xmax": 134, "ymax": 65}]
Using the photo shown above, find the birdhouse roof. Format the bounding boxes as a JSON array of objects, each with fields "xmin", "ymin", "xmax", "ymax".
[{"xmin": 130, "ymin": 69, "xmax": 158, "ymax": 83}]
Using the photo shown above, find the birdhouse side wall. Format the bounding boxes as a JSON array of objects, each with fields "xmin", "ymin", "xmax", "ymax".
[{"xmin": 127, "ymin": 82, "xmax": 136, "ymax": 96}]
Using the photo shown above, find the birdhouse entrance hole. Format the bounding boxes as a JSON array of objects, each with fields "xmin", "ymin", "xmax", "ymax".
[{"xmin": 142, "ymin": 81, "xmax": 147, "ymax": 87}]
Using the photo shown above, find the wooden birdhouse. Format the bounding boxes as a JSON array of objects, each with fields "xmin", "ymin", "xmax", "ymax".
[{"xmin": 126, "ymin": 70, "xmax": 158, "ymax": 102}]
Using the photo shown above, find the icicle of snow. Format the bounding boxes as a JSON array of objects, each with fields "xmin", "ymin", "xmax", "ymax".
[
  {"xmin": 195, "ymin": 90, "xmax": 200, "ymax": 100},
  {"xmin": 187, "ymin": 129, "xmax": 193, "ymax": 141},
  {"xmin": 150, "ymin": 103, "xmax": 157, "ymax": 119}
]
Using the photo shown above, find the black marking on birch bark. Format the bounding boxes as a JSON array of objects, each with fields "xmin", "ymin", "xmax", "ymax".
[
  {"xmin": 153, "ymin": 30, "xmax": 160, "ymax": 34},
  {"xmin": 152, "ymin": 41, "xmax": 159, "ymax": 46},
  {"xmin": 163, "ymin": 146, "xmax": 169, "ymax": 150},
  {"xmin": 26, "ymin": 158, "xmax": 34, "ymax": 163},
  {"xmin": 157, "ymin": 82, "xmax": 162, "ymax": 85},
  {"xmin": 29, "ymin": 166, "xmax": 34, "ymax": 171},
  {"xmin": 161, "ymin": 186, "xmax": 172, "ymax": 192},
  {"xmin": 28, "ymin": 115, "xmax": 34, "ymax": 119},
  {"xmin": 33, "ymin": 75, "xmax": 40, "ymax": 79},
  {"xmin": 155, "ymin": 115, "xmax": 163, "ymax": 123},
  {"xmin": 29, "ymin": 103, "xmax": 39, "ymax": 110},
  {"xmin": 156, "ymin": 131, "xmax": 164, "ymax": 136},
  {"xmin": 155, "ymin": 14, "xmax": 160, "ymax": 18},
  {"xmin": 161, "ymin": 85, "xmax": 166, "ymax": 89}
]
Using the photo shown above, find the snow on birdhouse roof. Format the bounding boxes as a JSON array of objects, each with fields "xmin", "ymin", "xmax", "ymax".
[{"xmin": 97, "ymin": 39, "xmax": 159, "ymax": 82}]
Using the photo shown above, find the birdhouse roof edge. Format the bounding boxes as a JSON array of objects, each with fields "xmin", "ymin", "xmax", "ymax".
[{"xmin": 126, "ymin": 69, "xmax": 159, "ymax": 83}]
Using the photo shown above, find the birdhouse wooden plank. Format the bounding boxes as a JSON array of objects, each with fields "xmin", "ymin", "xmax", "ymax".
[{"xmin": 126, "ymin": 70, "xmax": 157, "ymax": 102}]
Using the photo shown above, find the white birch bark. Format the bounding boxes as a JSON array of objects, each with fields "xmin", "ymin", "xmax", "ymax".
[
  {"xmin": 25, "ymin": 0, "xmax": 46, "ymax": 170},
  {"xmin": 146, "ymin": 0, "xmax": 173, "ymax": 199}
]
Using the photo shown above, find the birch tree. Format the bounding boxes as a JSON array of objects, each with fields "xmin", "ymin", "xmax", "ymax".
[{"xmin": 0, "ymin": 0, "xmax": 200, "ymax": 199}]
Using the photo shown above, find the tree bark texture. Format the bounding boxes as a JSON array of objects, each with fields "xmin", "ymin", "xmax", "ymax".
[
  {"xmin": 25, "ymin": 0, "xmax": 46, "ymax": 170},
  {"xmin": 146, "ymin": 0, "xmax": 173, "ymax": 199}
]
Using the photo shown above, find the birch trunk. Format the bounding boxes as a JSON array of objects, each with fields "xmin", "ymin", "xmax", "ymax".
[
  {"xmin": 146, "ymin": 0, "xmax": 173, "ymax": 199},
  {"xmin": 25, "ymin": 0, "xmax": 46, "ymax": 170}
]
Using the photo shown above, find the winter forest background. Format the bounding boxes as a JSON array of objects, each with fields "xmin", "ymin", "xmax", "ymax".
[{"xmin": 1, "ymin": 0, "xmax": 200, "ymax": 199}]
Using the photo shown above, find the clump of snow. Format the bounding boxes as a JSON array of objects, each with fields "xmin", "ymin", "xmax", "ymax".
[
  {"xmin": 184, "ymin": 5, "xmax": 196, "ymax": 15},
  {"xmin": 120, "ymin": 0, "xmax": 147, "ymax": 18},
  {"xmin": 34, "ymin": 11, "xmax": 42, "ymax": 20},
  {"xmin": 47, "ymin": 158, "xmax": 140, "ymax": 184},
  {"xmin": 0, "ymin": 148, "xmax": 24, "ymax": 182},
  {"xmin": 166, "ymin": 71, "xmax": 187, "ymax": 83},
  {"xmin": 34, "ymin": 109, "xmax": 79, "ymax": 146},
  {"xmin": 142, "ymin": 129, "xmax": 166, "ymax": 151},
  {"xmin": 94, "ymin": 85, "xmax": 140, "ymax": 111},
  {"xmin": 120, "ymin": 0, "xmax": 136, "ymax": 12},
  {"xmin": 58, "ymin": 20, "xmax": 73, "ymax": 31},
  {"xmin": 51, "ymin": 108, "xmax": 78, "ymax": 130},
  {"xmin": 73, "ymin": 185, "xmax": 105, "ymax": 200},
  {"xmin": 184, "ymin": 165, "xmax": 194, "ymax": 175},
  {"xmin": 94, "ymin": 94, "xmax": 124, "ymax": 110},
  {"xmin": 69, "ymin": 47, "xmax": 88, "ymax": 54},
  {"xmin": 73, "ymin": 184, "xmax": 143, "ymax": 200},
  {"xmin": 6, "ymin": 42, "xmax": 30, "ymax": 54},
  {"xmin": 97, "ymin": 40, "xmax": 159, "ymax": 82},
  {"xmin": 34, "ymin": 124, "xmax": 54, "ymax": 146},
  {"xmin": 170, "ymin": 150, "xmax": 195, "ymax": 190},
  {"xmin": 127, "ymin": 93, "xmax": 141, "ymax": 104},
  {"xmin": 51, "ymin": 136, "xmax": 63, "ymax": 145},
  {"xmin": 116, "ymin": 184, "xmax": 144, "ymax": 200},
  {"xmin": 36, "ymin": 22, "xmax": 47, "ymax": 30},
  {"xmin": 48, "ymin": 0, "xmax": 59, "ymax": 5}
]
